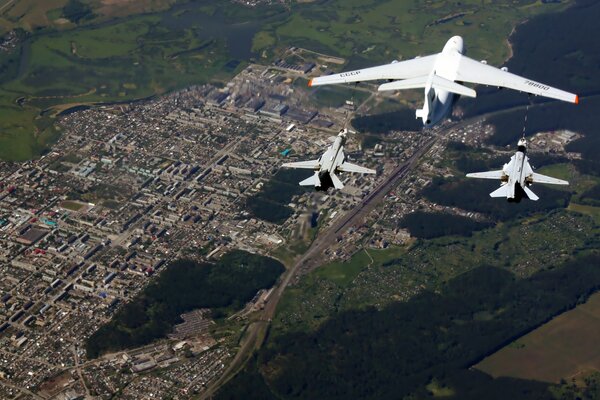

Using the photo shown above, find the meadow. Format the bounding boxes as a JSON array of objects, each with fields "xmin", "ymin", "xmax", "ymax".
[{"xmin": 476, "ymin": 292, "xmax": 600, "ymax": 383}]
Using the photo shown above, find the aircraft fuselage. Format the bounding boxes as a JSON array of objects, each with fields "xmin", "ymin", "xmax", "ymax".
[{"xmin": 422, "ymin": 36, "xmax": 465, "ymax": 127}]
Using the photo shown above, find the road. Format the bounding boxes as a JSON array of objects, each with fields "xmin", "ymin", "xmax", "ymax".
[
  {"xmin": 201, "ymin": 94, "xmax": 584, "ymax": 398},
  {"xmin": 201, "ymin": 128, "xmax": 441, "ymax": 399}
]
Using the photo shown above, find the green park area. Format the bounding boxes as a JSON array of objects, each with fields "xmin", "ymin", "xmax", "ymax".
[{"xmin": 85, "ymin": 250, "xmax": 284, "ymax": 359}]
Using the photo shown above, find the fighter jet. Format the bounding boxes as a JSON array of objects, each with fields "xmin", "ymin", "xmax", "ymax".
[
  {"xmin": 282, "ymin": 129, "xmax": 375, "ymax": 191},
  {"xmin": 466, "ymin": 138, "xmax": 568, "ymax": 202},
  {"xmin": 308, "ymin": 36, "xmax": 578, "ymax": 128}
]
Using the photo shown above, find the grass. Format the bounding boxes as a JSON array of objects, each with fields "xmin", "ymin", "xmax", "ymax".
[
  {"xmin": 568, "ymin": 203, "xmax": 600, "ymax": 225},
  {"xmin": 315, "ymin": 249, "xmax": 372, "ymax": 286},
  {"xmin": 59, "ymin": 200, "xmax": 85, "ymax": 211},
  {"xmin": 476, "ymin": 292, "xmax": 600, "ymax": 383},
  {"xmin": 0, "ymin": 8, "xmax": 239, "ymax": 160},
  {"xmin": 259, "ymin": 0, "xmax": 572, "ymax": 65}
]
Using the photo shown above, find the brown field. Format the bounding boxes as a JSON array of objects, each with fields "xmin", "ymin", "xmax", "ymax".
[{"xmin": 476, "ymin": 292, "xmax": 600, "ymax": 383}]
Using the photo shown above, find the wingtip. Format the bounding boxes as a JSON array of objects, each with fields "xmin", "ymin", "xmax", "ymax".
[
  {"xmin": 575, "ymin": 95, "xmax": 579, "ymax": 104},
  {"xmin": 308, "ymin": 79, "xmax": 313, "ymax": 87}
]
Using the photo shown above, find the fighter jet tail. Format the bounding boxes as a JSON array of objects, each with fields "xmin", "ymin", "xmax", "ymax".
[
  {"xmin": 523, "ymin": 186, "xmax": 539, "ymax": 201},
  {"xmin": 489, "ymin": 184, "xmax": 510, "ymax": 198},
  {"xmin": 330, "ymin": 173, "xmax": 344, "ymax": 190},
  {"xmin": 299, "ymin": 172, "xmax": 321, "ymax": 187}
]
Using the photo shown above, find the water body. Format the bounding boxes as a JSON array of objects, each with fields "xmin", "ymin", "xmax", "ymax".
[
  {"xmin": 161, "ymin": 6, "xmax": 268, "ymax": 61},
  {"xmin": 461, "ymin": 0, "xmax": 600, "ymax": 172}
]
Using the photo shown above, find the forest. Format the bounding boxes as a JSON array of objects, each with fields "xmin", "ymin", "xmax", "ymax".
[
  {"xmin": 246, "ymin": 169, "xmax": 309, "ymax": 224},
  {"xmin": 217, "ymin": 254, "xmax": 600, "ymax": 400},
  {"xmin": 421, "ymin": 176, "xmax": 570, "ymax": 221},
  {"xmin": 399, "ymin": 211, "xmax": 492, "ymax": 239},
  {"xmin": 85, "ymin": 251, "xmax": 284, "ymax": 358}
]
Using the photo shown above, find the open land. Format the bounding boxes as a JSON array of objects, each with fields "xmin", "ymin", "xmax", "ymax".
[{"xmin": 476, "ymin": 292, "xmax": 600, "ymax": 383}]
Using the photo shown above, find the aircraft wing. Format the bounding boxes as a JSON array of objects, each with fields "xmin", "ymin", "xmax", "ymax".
[
  {"xmin": 466, "ymin": 170, "xmax": 504, "ymax": 180},
  {"xmin": 531, "ymin": 172, "xmax": 569, "ymax": 185},
  {"xmin": 282, "ymin": 160, "xmax": 320, "ymax": 170},
  {"xmin": 338, "ymin": 162, "xmax": 376, "ymax": 175},
  {"xmin": 309, "ymin": 55, "xmax": 438, "ymax": 86},
  {"xmin": 456, "ymin": 55, "xmax": 578, "ymax": 103}
]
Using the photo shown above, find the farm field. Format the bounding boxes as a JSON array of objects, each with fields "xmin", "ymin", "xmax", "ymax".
[{"xmin": 476, "ymin": 292, "xmax": 600, "ymax": 383}]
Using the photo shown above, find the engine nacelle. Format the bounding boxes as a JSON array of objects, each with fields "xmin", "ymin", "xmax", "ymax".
[
  {"xmin": 501, "ymin": 67, "xmax": 508, "ymax": 72},
  {"xmin": 480, "ymin": 60, "xmax": 488, "ymax": 65}
]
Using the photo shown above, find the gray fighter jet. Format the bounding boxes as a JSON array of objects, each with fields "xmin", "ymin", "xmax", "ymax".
[
  {"xmin": 466, "ymin": 138, "xmax": 568, "ymax": 202},
  {"xmin": 282, "ymin": 129, "xmax": 375, "ymax": 191}
]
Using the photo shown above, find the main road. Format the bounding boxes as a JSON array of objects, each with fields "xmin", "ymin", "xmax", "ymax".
[{"xmin": 200, "ymin": 126, "xmax": 442, "ymax": 399}]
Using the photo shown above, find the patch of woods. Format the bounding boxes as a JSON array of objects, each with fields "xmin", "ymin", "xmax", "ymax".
[
  {"xmin": 217, "ymin": 254, "xmax": 600, "ymax": 400},
  {"xmin": 246, "ymin": 168, "xmax": 309, "ymax": 224},
  {"xmin": 399, "ymin": 211, "xmax": 492, "ymax": 239},
  {"xmin": 62, "ymin": 0, "xmax": 95, "ymax": 23},
  {"xmin": 421, "ymin": 176, "xmax": 570, "ymax": 222},
  {"xmin": 85, "ymin": 251, "xmax": 284, "ymax": 359}
]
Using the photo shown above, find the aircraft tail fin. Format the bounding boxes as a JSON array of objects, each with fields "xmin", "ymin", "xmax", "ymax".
[
  {"xmin": 330, "ymin": 173, "xmax": 344, "ymax": 190},
  {"xmin": 523, "ymin": 186, "xmax": 539, "ymax": 201},
  {"xmin": 489, "ymin": 184, "xmax": 510, "ymax": 198},
  {"xmin": 299, "ymin": 172, "xmax": 321, "ymax": 187}
]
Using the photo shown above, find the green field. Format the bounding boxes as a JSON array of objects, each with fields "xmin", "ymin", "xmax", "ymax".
[
  {"xmin": 476, "ymin": 292, "xmax": 600, "ymax": 383},
  {"xmin": 259, "ymin": 0, "xmax": 571, "ymax": 65}
]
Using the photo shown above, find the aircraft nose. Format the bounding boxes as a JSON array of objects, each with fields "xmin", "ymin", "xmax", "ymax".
[{"xmin": 452, "ymin": 36, "xmax": 464, "ymax": 51}]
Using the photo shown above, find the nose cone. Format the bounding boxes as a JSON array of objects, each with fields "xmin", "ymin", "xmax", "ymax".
[{"xmin": 444, "ymin": 36, "xmax": 465, "ymax": 54}]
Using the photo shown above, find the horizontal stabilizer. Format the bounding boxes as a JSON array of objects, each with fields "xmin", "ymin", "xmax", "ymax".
[
  {"xmin": 489, "ymin": 184, "xmax": 510, "ymax": 198},
  {"xmin": 330, "ymin": 173, "xmax": 344, "ymax": 190},
  {"xmin": 466, "ymin": 170, "xmax": 504, "ymax": 180},
  {"xmin": 282, "ymin": 160, "xmax": 320, "ymax": 170},
  {"xmin": 299, "ymin": 172, "xmax": 321, "ymax": 187},
  {"xmin": 523, "ymin": 186, "xmax": 539, "ymax": 201},
  {"xmin": 338, "ymin": 162, "xmax": 376, "ymax": 175},
  {"xmin": 378, "ymin": 76, "xmax": 429, "ymax": 91},
  {"xmin": 531, "ymin": 172, "xmax": 568, "ymax": 186},
  {"xmin": 379, "ymin": 75, "xmax": 476, "ymax": 98}
]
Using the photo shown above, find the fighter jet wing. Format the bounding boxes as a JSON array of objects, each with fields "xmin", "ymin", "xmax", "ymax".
[
  {"xmin": 466, "ymin": 170, "xmax": 504, "ymax": 180},
  {"xmin": 309, "ymin": 55, "xmax": 438, "ymax": 86},
  {"xmin": 282, "ymin": 160, "xmax": 320, "ymax": 170},
  {"xmin": 456, "ymin": 55, "xmax": 578, "ymax": 103},
  {"xmin": 531, "ymin": 172, "xmax": 569, "ymax": 185},
  {"xmin": 338, "ymin": 162, "xmax": 376, "ymax": 174}
]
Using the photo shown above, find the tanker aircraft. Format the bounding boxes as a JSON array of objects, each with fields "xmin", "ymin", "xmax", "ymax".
[{"xmin": 308, "ymin": 36, "xmax": 578, "ymax": 127}]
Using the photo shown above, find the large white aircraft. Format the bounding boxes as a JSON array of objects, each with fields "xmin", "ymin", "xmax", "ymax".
[
  {"xmin": 308, "ymin": 36, "xmax": 578, "ymax": 127},
  {"xmin": 282, "ymin": 129, "xmax": 375, "ymax": 191},
  {"xmin": 466, "ymin": 138, "xmax": 568, "ymax": 202}
]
